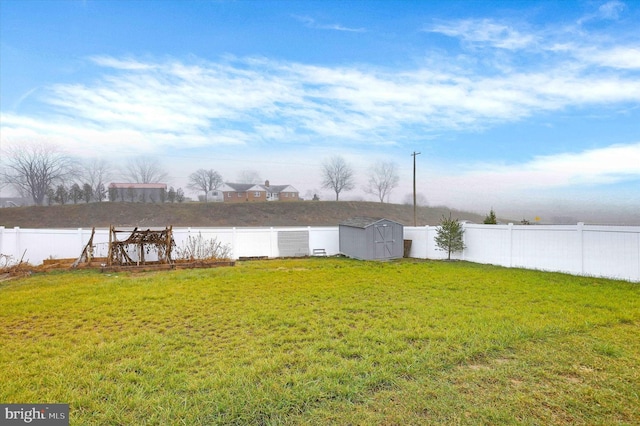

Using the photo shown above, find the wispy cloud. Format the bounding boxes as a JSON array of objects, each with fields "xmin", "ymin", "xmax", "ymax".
[
  {"xmin": 2, "ymin": 44, "xmax": 639, "ymax": 159},
  {"xmin": 425, "ymin": 12, "xmax": 640, "ymax": 74},
  {"xmin": 90, "ymin": 55, "xmax": 157, "ymax": 70},
  {"xmin": 599, "ymin": 0, "xmax": 626, "ymax": 20},
  {"xmin": 293, "ymin": 15, "xmax": 365, "ymax": 33},
  {"xmin": 598, "ymin": 0, "xmax": 626, "ymax": 19},
  {"xmin": 11, "ymin": 87, "xmax": 40, "ymax": 111},
  {"xmin": 426, "ymin": 19, "xmax": 536, "ymax": 50},
  {"xmin": 576, "ymin": 46, "xmax": 640, "ymax": 70},
  {"xmin": 578, "ymin": 0, "xmax": 627, "ymax": 25}
]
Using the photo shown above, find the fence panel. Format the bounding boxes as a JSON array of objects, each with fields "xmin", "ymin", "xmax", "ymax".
[
  {"xmin": 308, "ymin": 227, "xmax": 340, "ymax": 256},
  {"xmin": 0, "ymin": 224, "xmax": 638, "ymax": 282},
  {"xmin": 511, "ymin": 226, "xmax": 582, "ymax": 274},
  {"xmin": 0, "ymin": 228, "xmax": 103, "ymax": 265},
  {"xmin": 232, "ymin": 228, "xmax": 275, "ymax": 258},
  {"xmin": 582, "ymin": 226, "xmax": 640, "ymax": 281},
  {"xmin": 403, "ymin": 227, "xmax": 427, "ymax": 259},
  {"xmin": 463, "ymin": 224, "xmax": 511, "ymax": 266},
  {"xmin": 404, "ymin": 227, "xmax": 452, "ymax": 259}
]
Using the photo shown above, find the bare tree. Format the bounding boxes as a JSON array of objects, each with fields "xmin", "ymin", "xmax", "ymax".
[
  {"xmin": 188, "ymin": 169, "xmax": 223, "ymax": 202},
  {"xmin": 2, "ymin": 142, "xmax": 77, "ymax": 206},
  {"xmin": 123, "ymin": 157, "xmax": 168, "ymax": 183},
  {"xmin": 236, "ymin": 169, "xmax": 262, "ymax": 184},
  {"xmin": 364, "ymin": 161, "xmax": 399, "ymax": 203},
  {"xmin": 321, "ymin": 155, "xmax": 355, "ymax": 201},
  {"xmin": 82, "ymin": 158, "xmax": 113, "ymax": 202}
]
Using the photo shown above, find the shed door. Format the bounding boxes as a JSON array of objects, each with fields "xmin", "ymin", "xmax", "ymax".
[{"xmin": 374, "ymin": 224, "xmax": 394, "ymax": 259}]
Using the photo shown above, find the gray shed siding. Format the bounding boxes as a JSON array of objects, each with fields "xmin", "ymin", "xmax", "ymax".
[{"xmin": 339, "ymin": 218, "xmax": 404, "ymax": 260}]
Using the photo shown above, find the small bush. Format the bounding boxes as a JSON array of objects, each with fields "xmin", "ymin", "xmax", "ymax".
[{"xmin": 484, "ymin": 208, "xmax": 497, "ymax": 224}]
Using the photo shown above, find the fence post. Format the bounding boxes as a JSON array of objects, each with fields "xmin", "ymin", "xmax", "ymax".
[
  {"xmin": 270, "ymin": 227, "xmax": 275, "ymax": 258},
  {"xmin": 14, "ymin": 227, "xmax": 21, "ymax": 260},
  {"xmin": 508, "ymin": 223, "xmax": 514, "ymax": 268},
  {"xmin": 637, "ymin": 230, "xmax": 640, "ymax": 282},
  {"xmin": 0, "ymin": 226, "xmax": 4, "ymax": 255},
  {"xmin": 232, "ymin": 227, "xmax": 237, "ymax": 260},
  {"xmin": 577, "ymin": 222, "xmax": 584, "ymax": 275},
  {"xmin": 462, "ymin": 223, "xmax": 467, "ymax": 261},
  {"xmin": 78, "ymin": 228, "xmax": 84, "ymax": 255}
]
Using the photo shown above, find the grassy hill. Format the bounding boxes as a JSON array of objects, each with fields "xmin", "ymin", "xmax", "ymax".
[{"xmin": 0, "ymin": 201, "xmax": 487, "ymax": 228}]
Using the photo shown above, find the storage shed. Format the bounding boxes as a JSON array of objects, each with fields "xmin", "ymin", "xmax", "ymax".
[{"xmin": 339, "ymin": 217, "xmax": 404, "ymax": 260}]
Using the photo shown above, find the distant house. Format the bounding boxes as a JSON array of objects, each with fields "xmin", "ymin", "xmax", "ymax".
[
  {"xmin": 217, "ymin": 180, "xmax": 299, "ymax": 202},
  {"xmin": 108, "ymin": 183, "xmax": 167, "ymax": 203}
]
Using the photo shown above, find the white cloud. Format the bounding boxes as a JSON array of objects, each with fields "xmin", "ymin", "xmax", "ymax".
[
  {"xmin": 426, "ymin": 19, "xmax": 536, "ymax": 50},
  {"xmin": 426, "ymin": 16, "xmax": 640, "ymax": 73},
  {"xmin": 293, "ymin": 15, "xmax": 365, "ymax": 33},
  {"xmin": 2, "ymin": 50, "xmax": 639, "ymax": 159},
  {"xmin": 577, "ymin": 46, "xmax": 640, "ymax": 70},
  {"xmin": 577, "ymin": 0, "xmax": 627, "ymax": 25},
  {"xmin": 90, "ymin": 55, "xmax": 156, "ymax": 70},
  {"xmin": 598, "ymin": 0, "xmax": 626, "ymax": 20}
]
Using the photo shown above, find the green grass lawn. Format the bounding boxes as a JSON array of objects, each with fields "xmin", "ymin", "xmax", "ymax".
[{"xmin": 1, "ymin": 258, "xmax": 638, "ymax": 425}]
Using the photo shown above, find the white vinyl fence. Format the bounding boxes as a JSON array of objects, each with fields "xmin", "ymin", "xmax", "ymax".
[
  {"xmin": 1, "ymin": 224, "xmax": 638, "ymax": 282},
  {"xmin": 462, "ymin": 223, "xmax": 640, "ymax": 282}
]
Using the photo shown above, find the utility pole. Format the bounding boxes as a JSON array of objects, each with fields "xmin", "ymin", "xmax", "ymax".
[{"xmin": 411, "ymin": 151, "xmax": 421, "ymax": 226}]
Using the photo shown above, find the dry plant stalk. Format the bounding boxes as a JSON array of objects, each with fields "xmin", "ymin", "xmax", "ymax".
[
  {"xmin": 0, "ymin": 251, "xmax": 33, "ymax": 277},
  {"xmin": 175, "ymin": 233, "xmax": 231, "ymax": 261}
]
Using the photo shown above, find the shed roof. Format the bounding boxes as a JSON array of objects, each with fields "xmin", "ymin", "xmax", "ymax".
[{"xmin": 339, "ymin": 217, "xmax": 402, "ymax": 229}]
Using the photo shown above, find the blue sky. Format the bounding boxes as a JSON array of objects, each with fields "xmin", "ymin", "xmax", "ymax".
[{"xmin": 1, "ymin": 0, "xmax": 639, "ymax": 223}]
